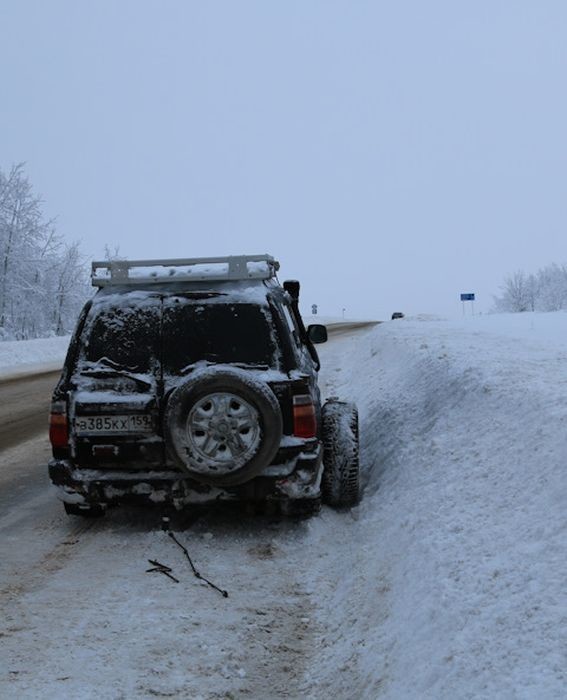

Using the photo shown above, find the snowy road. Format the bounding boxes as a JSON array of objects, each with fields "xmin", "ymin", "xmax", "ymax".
[
  {"xmin": 1, "ymin": 315, "xmax": 565, "ymax": 699},
  {"xmin": 0, "ymin": 324, "xmax": 375, "ymax": 700},
  {"xmin": 0, "ymin": 371, "xmax": 60, "ymax": 451}
]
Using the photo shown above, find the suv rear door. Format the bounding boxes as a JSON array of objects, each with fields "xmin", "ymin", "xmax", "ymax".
[{"xmin": 69, "ymin": 292, "xmax": 163, "ymax": 466}]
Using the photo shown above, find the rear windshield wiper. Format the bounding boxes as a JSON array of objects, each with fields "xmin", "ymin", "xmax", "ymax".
[
  {"xmin": 79, "ymin": 358, "xmax": 153, "ymax": 389},
  {"xmin": 177, "ymin": 360, "xmax": 270, "ymax": 376},
  {"xmin": 230, "ymin": 362, "xmax": 270, "ymax": 371}
]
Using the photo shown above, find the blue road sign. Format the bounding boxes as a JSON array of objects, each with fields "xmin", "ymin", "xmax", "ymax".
[{"xmin": 460, "ymin": 293, "xmax": 475, "ymax": 301}]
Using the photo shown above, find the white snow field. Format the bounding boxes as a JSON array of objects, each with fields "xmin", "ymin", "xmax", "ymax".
[
  {"xmin": 1, "ymin": 312, "xmax": 566, "ymax": 699},
  {"xmin": 0, "ymin": 335, "xmax": 70, "ymax": 379}
]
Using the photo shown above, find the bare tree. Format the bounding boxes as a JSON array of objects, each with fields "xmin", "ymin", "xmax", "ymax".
[
  {"xmin": 51, "ymin": 242, "xmax": 90, "ymax": 335},
  {"xmin": 525, "ymin": 273, "xmax": 538, "ymax": 312},
  {"xmin": 493, "ymin": 270, "xmax": 532, "ymax": 313},
  {"xmin": 536, "ymin": 263, "xmax": 567, "ymax": 312},
  {"xmin": 104, "ymin": 243, "xmax": 124, "ymax": 261},
  {"xmin": 493, "ymin": 262, "xmax": 567, "ymax": 314},
  {"xmin": 0, "ymin": 164, "xmax": 52, "ymax": 329},
  {"xmin": 0, "ymin": 163, "xmax": 90, "ymax": 339}
]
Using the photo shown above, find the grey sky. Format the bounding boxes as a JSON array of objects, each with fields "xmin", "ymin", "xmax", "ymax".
[{"xmin": 1, "ymin": 1, "xmax": 565, "ymax": 319}]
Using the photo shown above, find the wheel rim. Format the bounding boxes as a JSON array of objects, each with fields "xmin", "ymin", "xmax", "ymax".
[{"xmin": 185, "ymin": 392, "xmax": 261, "ymax": 474}]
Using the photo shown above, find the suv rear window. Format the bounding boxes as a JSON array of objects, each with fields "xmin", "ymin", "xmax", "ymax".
[
  {"xmin": 79, "ymin": 296, "xmax": 278, "ymax": 375},
  {"xmin": 82, "ymin": 300, "xmax": 159, "ymax": 373},
  {"xmin": 162, "ymin": 300, "xmax": 278, "ymax": 372}
]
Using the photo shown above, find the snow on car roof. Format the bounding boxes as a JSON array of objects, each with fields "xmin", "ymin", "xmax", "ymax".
[
  {"xmin": 90, "ymin": 279, "xmax": 276, "ymax": 307},
  {"xmin": 91, "ymin": 256, "xmax": 279, "ymax": 286}
]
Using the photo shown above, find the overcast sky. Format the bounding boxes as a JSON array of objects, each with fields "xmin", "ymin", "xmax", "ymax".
[{"xmin": 1, "ymin": 1, "xmax": 566, "ymax": 319}]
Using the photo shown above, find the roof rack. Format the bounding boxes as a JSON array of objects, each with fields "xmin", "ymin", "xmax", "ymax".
[{"xmin": 91, "ymin": 255, "xmax": 280, "ymax": 287}]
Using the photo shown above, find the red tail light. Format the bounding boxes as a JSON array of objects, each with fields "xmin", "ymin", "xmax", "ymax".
[
  {"xmin": 49, "ymin": 401, "xmax": 69, "ymax": 449},
  {"xmin": 292, "ymin": 394, "xmax": 317, "ymax": 438}
]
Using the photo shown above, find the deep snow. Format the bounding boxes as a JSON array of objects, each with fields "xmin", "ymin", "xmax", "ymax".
[
  {"xmin": 1, "ymin": 312, "xmax": 566, "ymax": 698},
  {"xmin": 313, "ymin": 312, "xmax": 567, "ymax": 698},
  {"xmin": 0, "ymin": 335, "xmax": 69, "ymax": 379}
]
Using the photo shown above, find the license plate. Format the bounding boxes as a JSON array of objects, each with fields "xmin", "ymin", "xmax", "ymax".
[{"xmin": 74, "ymin": 414, "xmax": 153, "ymax": 435}]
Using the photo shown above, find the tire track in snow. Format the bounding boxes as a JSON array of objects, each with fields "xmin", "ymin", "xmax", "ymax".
[
  {"xmin": 0, "ymin": 516, "xmax": 100, "ymax": 605},
  {"xmin": 232, "ymin": 538, "xmax": 320, "ymax": 698}
]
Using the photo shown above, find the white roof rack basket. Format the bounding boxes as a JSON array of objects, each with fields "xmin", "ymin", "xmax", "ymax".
[{"xmin": 91, "ymin": 254, "xmax": 280, "ymax": 287}]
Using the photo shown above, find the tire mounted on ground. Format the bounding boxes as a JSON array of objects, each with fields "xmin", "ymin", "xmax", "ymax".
[{"xmin": 321, "ymin": 400, "xmax": 360, "ymax": 507}]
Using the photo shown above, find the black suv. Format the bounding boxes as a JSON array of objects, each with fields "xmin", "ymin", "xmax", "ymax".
[{"xmin": 48, "ymin": 255, "xmax": 360, "ymax": 517}]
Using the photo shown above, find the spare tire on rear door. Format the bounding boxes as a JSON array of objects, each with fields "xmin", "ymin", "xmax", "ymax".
[{"xmin": 164, "ymin": 367, "xmax": 283, "ymax": 487}]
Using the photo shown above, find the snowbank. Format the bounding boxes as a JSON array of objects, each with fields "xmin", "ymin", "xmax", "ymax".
[
  {"xmin": 303, "ymin": 315, "xmax": 377, "ymax": 326},
  {"xmin": 309, "ymin": 312, "xmax": 567, "ymax": 698},
  {"xmin": 0, "ymin": 336, "xmax": 70, "ymax": 379}
]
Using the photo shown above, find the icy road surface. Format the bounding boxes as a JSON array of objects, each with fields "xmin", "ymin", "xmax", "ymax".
[
  {"xmin": 1, "ymin": 313, "xmax": 566, "ymax": 699},
  {"xmin": 0, "ymin": 372, "xmax": 61, "ymax": 451}
]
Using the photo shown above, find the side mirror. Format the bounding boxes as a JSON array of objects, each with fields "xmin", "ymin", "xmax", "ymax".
[{"xmin": 308, "ymin": 324, "xmax": 328, "ymax": 344}]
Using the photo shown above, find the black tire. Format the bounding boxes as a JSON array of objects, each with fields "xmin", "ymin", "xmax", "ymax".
[
  {"xmin": 64, "ymin": 502, "xmax": 105, "ymax": 518},
  {"xmin": 164, "ymin": 366, "xmax": 283, "ymax": 487},
  {"xmin": 321, "ymin": 401, "xmax": 360, "ymax": 508}
]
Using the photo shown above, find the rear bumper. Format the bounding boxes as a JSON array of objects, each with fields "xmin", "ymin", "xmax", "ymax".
[{"xmin": 48, "ymin": 445, "xmax": 323, "ymax": 508}]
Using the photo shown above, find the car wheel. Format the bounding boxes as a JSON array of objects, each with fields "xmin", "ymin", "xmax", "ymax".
[
  {"xmin": 164, "ymin": 367, "xmax": 283, "ymax": 487},
  {"xmin": 321, "ymin": 400, "xmax": 360, "ymax": 507}
]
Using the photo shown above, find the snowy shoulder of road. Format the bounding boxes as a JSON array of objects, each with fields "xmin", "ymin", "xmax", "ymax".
[
  {"xmin": 1, "ymin": 311, "xmax": 566, "ymax": 699},
  {"xmin": 313, "ymin": 310, "xmax": 567, "ymax": 698},
  {"xmin": 0, "ymin": 335, "xmax": 70, "ymax": 379},
  {"xmin": 303, "ymin": 314, "xmax": 377, "ymax": 326}
]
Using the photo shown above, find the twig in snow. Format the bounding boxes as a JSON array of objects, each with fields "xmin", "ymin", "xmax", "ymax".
[
  {"xmin": 146, "ymin": 559, "xmax": 180, "ymax": 583},
  {"xmin": 167, "ymin": 531, "xmax": 229, "ymax": 598}
]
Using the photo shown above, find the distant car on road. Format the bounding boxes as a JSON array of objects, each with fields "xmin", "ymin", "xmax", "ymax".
[{"xmin": 391, "ymin": 312, "xmax": 405, "ymax": 320}]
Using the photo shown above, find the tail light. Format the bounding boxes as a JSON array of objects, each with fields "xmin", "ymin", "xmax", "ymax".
[
  {"xmin": 292, "ymin": 394, "xmax": 317, "ymax": 438},
  {"xmin": 49, "ymin": 400, "xmax": 69, "ymax": 450}
]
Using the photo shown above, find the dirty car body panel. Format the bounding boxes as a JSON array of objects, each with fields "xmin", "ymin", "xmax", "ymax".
[{"xmin": 48, "ymin": 257, "xmax": 330, "ymax": 513}]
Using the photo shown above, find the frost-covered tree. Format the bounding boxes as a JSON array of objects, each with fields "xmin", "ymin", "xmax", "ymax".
[
  {"xmin": 47, "ymin": 242, "xmax": 90, "ymax": 336},
  {"xmin": 536, "ymin": 263, "xmax": 567, "ymax": 312},
  {"xmin": 0, "ymin": 164, "xmax": 52, "ymax": 332},
  {"xmin": 493, "ymin": 263, "xmax": 567, "ymax": 314},
  {"xmin": 493, "ymin": 270, "xmax": 533, "ymax": 312},
  {"xmin": 103, "ymin": 243, "xmax": 124, "ymax": 261},
  {"xmin": 0, "ymin": 164, "xmax": 90, "ymax": 339},
  {"xmin": 525, "ymin": 273, "xmax": 538, "ymax": 312}
]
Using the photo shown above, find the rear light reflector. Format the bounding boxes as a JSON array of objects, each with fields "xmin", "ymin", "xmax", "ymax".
[
  {"xmin": 292, "ymin": 394, "xmax": 317, "ymax": 438},
  {"xmin": 49, "ymin": 401, "xmax": 69, "ymax": 449}
]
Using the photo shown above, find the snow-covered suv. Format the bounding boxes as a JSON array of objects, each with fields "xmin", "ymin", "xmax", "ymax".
[{"xmin": 48, "ymin": 255, "xmax": 360, "ymax": 517}]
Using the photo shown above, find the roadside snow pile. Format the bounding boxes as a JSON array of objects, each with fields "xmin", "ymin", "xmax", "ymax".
[
  {"xmin": 0, "ymin": 335, "xmax": 69, "ymax": 377},
  {"xmin": 312, "ymin": 312, "xmax": 567, "ymax": 698},
  {"xmin": 303, "ymin": 315, "xmax": 377, "ymax": 326}
]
